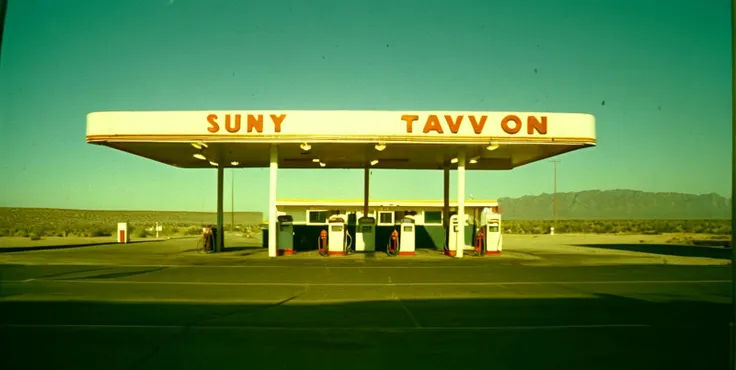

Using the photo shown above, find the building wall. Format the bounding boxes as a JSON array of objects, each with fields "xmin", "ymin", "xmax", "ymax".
[
  {"xmin": 268, "ymin": 204, "xmax": 489, "ymax": 251},
  {"xmin": 417, "ymin": 225, "xmax": 446, "ymax": 250},
  {"xmin": 290, "ymin": 210, "xmax": 307, "ymax": 224},
  {"xmin": 277, "ymin": 206, "xmax": 450, "ymax": 226}
]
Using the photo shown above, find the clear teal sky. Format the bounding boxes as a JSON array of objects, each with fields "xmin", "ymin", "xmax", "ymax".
[{"xmin": 0, "ymin": 0, "xmax": 731, "ymax": 214}]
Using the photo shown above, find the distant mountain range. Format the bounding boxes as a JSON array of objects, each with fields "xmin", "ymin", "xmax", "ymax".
[
  {"xmin": 0, "ymin": 190, "xmax": 730, "ymax": 226},
  {"xmin": 498, "ymin": 190, "xmax": 731, "ymax": 220}
]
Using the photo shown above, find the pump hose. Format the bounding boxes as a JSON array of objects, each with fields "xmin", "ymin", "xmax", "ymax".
[
  {"xmin": 344, "ymin": 231, "xmax": 354, "ymax": 255},
  {"xmin": 387, "ymin": 240, "xmax": 398, "ymax": 256}
]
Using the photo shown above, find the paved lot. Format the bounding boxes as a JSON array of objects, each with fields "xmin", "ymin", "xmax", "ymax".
[
  {"xmin": 0, "ymin": 234, "xmax": 730, "ymax": 266},
  {"xmin": 0, "ymin": 235, "xmax": 732, "ymax": 369}
]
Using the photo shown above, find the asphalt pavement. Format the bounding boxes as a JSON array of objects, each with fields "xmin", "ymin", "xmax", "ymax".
[{"xmin": 0, "ymin": 237, "xmax": 732, "ymax": 370}]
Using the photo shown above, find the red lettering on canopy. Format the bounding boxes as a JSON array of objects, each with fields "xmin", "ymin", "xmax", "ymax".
[
  {"xmin": 527, "ymin": 116, "xmax": 547, "ymax": 134},
  {"xmin": 444, "ymin": 115, "xmax": 463, "ymax": 134},
  {"xmin": 501, "ymin": 115, "xmax": 522, "ymax": 134},
  {"xmin": 469, "ymin": 115, "xmax": 487, "ymax": 135},
  {"xmin": 248, "ymin": 115, "xmax": 264, "ymax": 133},
  {"xmin": 270, "ymin": 114, "xmax": 286, "ymax": 133},
  {"xmin": 423, "ymin": 115, "xmax": 444, "ymax": 134},
  {"xmin": 225, "ymin": 114, "xmax": 241, "ymax": 133},
  {"xmin": 401, "ymin": 115, "xmax": 419, "ymax": 133},
  {"xmin": 207, "ymin": 114, "xmax": 220, "ymax": 133}
]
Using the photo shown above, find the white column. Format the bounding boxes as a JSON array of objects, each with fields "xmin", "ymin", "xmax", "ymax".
[
  {"xmin": 363, "ymin": 167, "xmax": 370, "ymax": 217},
  {"xmin": 268, "ymin": 145, "xmax": 278, "ymax": 257},
  {"xmin": 456, "ymin": 151, "xmax": 465, "ymax": 258}
]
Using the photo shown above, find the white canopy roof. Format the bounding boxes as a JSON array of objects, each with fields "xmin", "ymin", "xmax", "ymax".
[{"xmin": 86, "ymin": 110, "xmax": 596, "ymax": 170}]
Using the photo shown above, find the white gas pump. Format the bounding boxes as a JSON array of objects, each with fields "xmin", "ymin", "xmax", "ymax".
[
  {"xmin": 327, "ymin": 216, "xmax": 353, "ymax": 256},
  {"xmin": 447, "ymin": 213, "xmax": 473, "ymax": 256},
  {"xmin": 398, "ymin": 216, "xmax": 416, "ymax": 256},
  {"xmin": 355, "ymin": 216, "xmax": 376, "ymax": 252},
  {"xmin": 479, "ymin": 208, "xmax": 503, "ymax": 255},
  {"xmin": 277, "ymin": 215, "xmax": 294, "ymax": 255}
]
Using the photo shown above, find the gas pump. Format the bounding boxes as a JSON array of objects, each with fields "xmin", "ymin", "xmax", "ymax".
[
  {"xmin": 277, "ymin": 215, "xmax": 294, "ymax": 255},
  {"xmin": 318, "ymin": 230, "xmax": 328, "ymax": 256},
  {"xmin": 480, "ymin": 208, "xmax": 503, "ymax": 255},
  {"xmin": 386, "ymin": 216, "xmax": 416, "ymax": 256},
  {"xmin": 355, "ymin": 216, "xmax": 376, "ymax": 252},
  {"xmin": 398, "ymin": 216, "xmax": 415, "ymax": 256},
  {"xmin": 200, "ymin": 225, "xmax": 218, "ymax": 253},
  {"xmin": 326, "ymin": 216, "xmax": 353, "ymax": 256},
  {"xmin": 473, "ymin": 226, "xmax": 485, "ymax": 256},
  {"xmin": 447, "ymin": 214, "xmax": 473, "ymax": 256}
]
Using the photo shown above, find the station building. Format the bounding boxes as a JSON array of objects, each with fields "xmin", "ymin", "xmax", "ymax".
[{"xmin": 269, "ymin": 199, "xmax": 501, "ymax": 255}]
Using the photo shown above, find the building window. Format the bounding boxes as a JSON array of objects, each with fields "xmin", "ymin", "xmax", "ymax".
[
  {"xmin": 378, "ymin": 211, "xmax": 394, "ymax": 225},
  {"xmin": 307, "ymin": 210, "xmax": 329, "ymax": 224},
  {"xmin": 424, "ymin": 211, "xmax": 443, "ymax": 225}
]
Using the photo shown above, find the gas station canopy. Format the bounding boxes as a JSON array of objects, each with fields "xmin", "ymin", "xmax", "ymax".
[
  {"xmin": 86, "ymin": 110, "xmax": 596, "ymax": 170},
  {"xmin": 86, "ymin": 109, "xmax": 596, "ymax": 258}
]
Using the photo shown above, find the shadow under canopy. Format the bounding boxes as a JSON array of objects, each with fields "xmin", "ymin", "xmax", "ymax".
[{"xmin": 0, "ymin": 294, "xmax": 729, "ymax": 370}]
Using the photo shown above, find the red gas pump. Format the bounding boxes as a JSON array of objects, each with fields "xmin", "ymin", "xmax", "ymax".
[
  {"xmin": 474, "ymin": 227, "xmax": 485, "ymax": 256},
  {"xmin": 204, "ymin": 227, "xmax": 213, "ymax": 252},
  {"xmin": 387, "ymin": 229, "xmax": 399, "ymax": 256},
  {"xmin": 318, "ymin": 230, "xmax": 328, "ymax": 256},
  {"xmin": 198, "ymin": 225, "xmax": 216, "ymax": 254}
]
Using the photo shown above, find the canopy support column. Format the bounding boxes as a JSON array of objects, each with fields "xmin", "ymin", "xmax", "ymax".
[
  {"xmin": 217, "ymin": 163, "xmax": 224, "ymax": 252},
  {"xmin": 363, "ymin": 167, "xmax": 370, "ymax": 217},
  {"xmin": 443, "ymin": 166, "xmax": 450, "ymax": 229},
  {"xmin": 456, "ymin": 152, "xmax": 465, "ymax": 259},
  {"xmin": 268, "ymin": 145, "xmax": 278, "ymax": 258}
]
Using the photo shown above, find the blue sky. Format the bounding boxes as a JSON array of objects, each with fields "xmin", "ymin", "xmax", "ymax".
[{"xmin": 0, "ymin": 0, "xmax": 731, "ymax": 214}]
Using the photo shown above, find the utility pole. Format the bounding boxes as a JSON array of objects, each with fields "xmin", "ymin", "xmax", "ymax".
[{"xmin": 551, "ymin": 160, "xmax": 560, "ymax": 231}]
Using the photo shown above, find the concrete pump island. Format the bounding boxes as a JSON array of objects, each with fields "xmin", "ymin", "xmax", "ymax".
[{"xmin": 85, "ymin": 110, "xmax": 596, "ymax": 258}]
